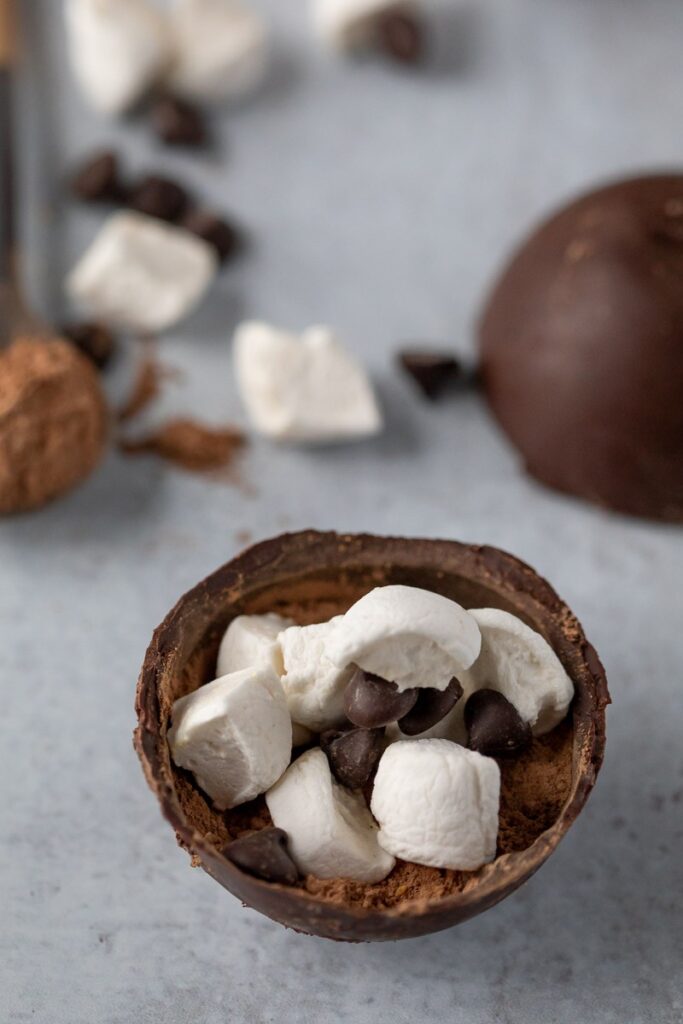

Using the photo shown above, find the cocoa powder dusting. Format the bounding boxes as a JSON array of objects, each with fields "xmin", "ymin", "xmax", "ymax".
[
  {"xmin": 117, "ymin": 353, "xmax": 167, "ymax": 423},
  {"xmin": 119, "ymin": 418, "xmax": 246, "ymax": 475}
]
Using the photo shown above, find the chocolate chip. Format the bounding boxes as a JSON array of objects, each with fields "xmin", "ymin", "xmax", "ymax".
[
  {"xmin": 465, "ymin": 689, "xmax": 532, "ymax": 758},
  {"xmin": 398, "ymin": 677, "xmax": 464, "ymax": 736},
  {"xmin": 128, "ymin": 175, "xmax": 189, "ymax": 223},
  {"xmin": 71, "ymin": 150, "xmax": 123, "ymax": 204},
  {"xmin": 320, "ymin": 727, "xmax": 385, "ymax": 789},
  {"xmin": 181, "ymin": 209, "xmax": 240, "ymax": 264},
  {"xmin": 344, "ymin": 668, "xmax": 418, "ymax": 729},
  {"xmin": 61, "ymin": 321, "xmax": 116, "ymax": 370},
  {"xmin": 151, "ymin": 95, "xmax": 207, "ymax": 148},
  {"xmin": 399, "ymin": 350, "xmax": 462, "ymax": 399},
  {"xmin": 376, "ymin": 11, "xmax": 424, "ymax": 64},
  {"xmin": 224, "ymin": 828, "xmax": 299, "ymax": 885}
]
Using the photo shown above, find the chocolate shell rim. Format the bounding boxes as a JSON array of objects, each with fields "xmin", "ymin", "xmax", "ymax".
[{"xmin": 134, "ymin": 530, "xmax": 609, "ymax": 932}]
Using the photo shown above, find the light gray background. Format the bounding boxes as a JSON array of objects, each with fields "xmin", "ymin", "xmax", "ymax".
[{"xmin": 2, "ymin": 1, "xmax": 682, "ymax": 1022}]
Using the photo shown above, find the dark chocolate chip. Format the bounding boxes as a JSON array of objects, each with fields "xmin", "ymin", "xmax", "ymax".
[
  {"xmin": 344, "ymin": 668, "xmax": 418, "ymax": 729},
  {"xmin": 320, "ymin": 727, "xmax": 385, "ymax": 789},
  {"xmin": 71, "ymin": 150, "xmax": 123, "ymax": 204},
  {"xmin": 151, "ymin": 94, "xmax": 207, "ymax": 148},
  {"xmin": 224, "ymin": 828, "xmax": 299, "ymax": 885},
  {"xmin": 465, "ymin": 689, "xmax": 532, "ymax": 758},
  {"xmin": 61, "ymin": 321, "xmax": 116, "ymax": 370},
  {"xmin": 376, "ymin": 11, "xmax": 424, "ymax": 64},
  {"xmin": 128, "ymin": 175, "xmax": 189, "ymax": 222},
  {"xmin": 398, "ymin": 677, "xmax": 464, "ymax": 736},
  {"xmin": 399, "ymin": 350, "xmax": 462, "ymax": 400},
  {"xmin": 181, "ymin": 209, "xmax": 240, "ymax": 264}
]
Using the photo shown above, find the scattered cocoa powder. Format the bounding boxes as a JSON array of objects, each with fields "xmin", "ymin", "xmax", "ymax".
[
  {"xmin": 119, "ymin": 417, "xmax": 246, "ymax": 475},
  {"xmin": 117, "ymin": 350, "xmax": 177, "ymax": 423}
]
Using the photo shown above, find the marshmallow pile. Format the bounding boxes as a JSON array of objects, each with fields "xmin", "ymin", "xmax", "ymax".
[{"xmin": 168, "ymin": 585, "xmax": 574, "ymax": 884}]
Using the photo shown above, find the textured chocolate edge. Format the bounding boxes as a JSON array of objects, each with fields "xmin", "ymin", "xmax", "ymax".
[{"xmin": 134, "ymin": 530, "xmax": 610, "ymax": 942}]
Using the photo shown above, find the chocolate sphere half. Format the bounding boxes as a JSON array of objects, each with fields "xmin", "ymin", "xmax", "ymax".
[{"xmin": 479, "ymin": 175, "xmax": 683, "ymax": 521}]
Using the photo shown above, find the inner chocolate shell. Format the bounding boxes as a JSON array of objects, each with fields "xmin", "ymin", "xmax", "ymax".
[{"xmin": 134, "ymin": 531, "xmax": 609, "ymax": 942}]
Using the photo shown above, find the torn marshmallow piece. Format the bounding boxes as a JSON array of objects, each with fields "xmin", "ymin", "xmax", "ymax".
[
  {"xmin": 312, "ymin": 0, "xmax": 417, "ymax": 51},
  {"xmin": 67, "ymin": 212, "xmax": 217, "ymax": 333},
  {"xmin": 168, "ymin": 666, "xmax": 292, "ymax": 810},
  {"xmin": 326, "ymin": 585, "xmax": 481, "ymax": 692},
  {"xmin": 266, "ymin": 748, "xmax": 395, "ymax": 882},
  {"xmin": 216, "ymin": 613, "xmax": 293, "ymax": 679},
  {"xmin": 460, "ymin": 608, "xmax": 574, "ymax": 735},
  {"xmin": 167, "ymin": 0, "xmax": 269, "ymax": 103},
  {"xmin": 233, "ymin": 321, "xmax": 383, "ymax": 443},
  {"xmin": 371, "ymin": 740, "xmax": 500, "ymax": 870},
  {"xmin": 279, "ymin": 618, "xmax": 353, "ymax": 732},
  {"xmin": 65, "ymin": 0, "xmax": 171, "ymax": 116}
]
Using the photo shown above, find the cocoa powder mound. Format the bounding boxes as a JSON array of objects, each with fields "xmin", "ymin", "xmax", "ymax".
[
  {"xmin": 0, "ymin": 336, "xmax": 108, "ymax": 514},
  {"xmin": 119, "ymin": 418, "xmax": 246, "ymax": 475}
]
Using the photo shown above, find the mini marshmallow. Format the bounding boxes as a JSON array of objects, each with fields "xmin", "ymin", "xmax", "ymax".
[
  {"xmin": 233, "ymin": 321, "xmax": 383, "ymax": 443},
  {"xmin": 67, "ymin": 212, "xmax": 217, "ymax": 333},
  {"xmin": 266, "ymin": 748, "xmax": 395, "ymax": 882},
  {"xmin": 167, "ymin": 0, "xmax": 269, "ymax": 103},
  {"xmin": 168, "ymin": 666, "xmax": 292, "ymax": 810},
  {"xmin": 65, "ymin": 0, "xmax": 171, "ymax": 116},
  {"xmin": 371, "ymin": 740, "xmax": 500, "ymax": 870},
  {"xmin": 216, "ymin": 613, "xmax": 293, "ymax": 679},
  {"xmin": 279, "ymin": 618, "xmax": 353, "ymax": 732},
  {"xmin": 460, "ymin": 609, "xmax": 574, "ymax": 735},
  {"xmin": 326, "ymin": 585, "xmax": 481, "ymax": 692},
  {"xmin": 312, "ymin": 0, "xmax": 416, "ymax": 51}
]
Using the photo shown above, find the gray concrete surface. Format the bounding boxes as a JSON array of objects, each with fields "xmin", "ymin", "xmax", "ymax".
[{"xmin": 2, "ymin": 1, "xmax": 682, "ymax": 1021}]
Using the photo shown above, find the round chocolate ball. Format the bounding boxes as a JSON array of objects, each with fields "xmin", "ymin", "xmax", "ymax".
[{"xmin": 479, "ymin": 174, "xmax": 683, "ymax": 522}]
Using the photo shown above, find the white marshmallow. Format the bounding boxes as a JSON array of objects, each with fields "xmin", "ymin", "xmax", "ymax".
[
  {"xmin": 65, "ymin": 0, "xmax": 171, "ymax": 116},
  {"xmin": 326, "ymin": 585, "xmax": 481, "ymax": 692},
  {"xmin": 279, "ymin": 618, "xmax": 353, "ymax": 732},
  {"xmin": 266, "ymin": 748, "xmax": 395, "ymax": 882},
  {"xmin": 67, "ymin": 212, "xmax": 217, "ymax": 333},
  {"xmin": 216, "ymin": 613, "xmax": 293, "ymax": 679},
  {"xmin": 233, "ymin": 321, "xmax": 383, "ymax": 443},
  {"xmin": 461, "ymin": 609, "xmax": 574, "ymax": 735},
  {"xmin": 292, "ymin": 722, "xmax": 315, "ymax": 747},
  {"xmin": 371, "ymin": 740, "xmax": 500, "ymax": 870},
  {"xmin": 312, "ymin": 0, "xmax": 416, "ymax": 51},
  {"xmin": 167, "ymin": 666, "xmax": 292, "ymax": 810},
  {"xmin": 167, "ymin": 0, "xmax": 269, "ymax": 103}
]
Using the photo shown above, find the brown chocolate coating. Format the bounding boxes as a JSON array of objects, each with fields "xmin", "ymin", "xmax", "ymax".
[
  {"xmin": 134, "ymin": 531, "xmax": 609, "ymax": 942},
  {"xmin": 480, "ymin": 174, "xmax": 683, "ymax": 522}
]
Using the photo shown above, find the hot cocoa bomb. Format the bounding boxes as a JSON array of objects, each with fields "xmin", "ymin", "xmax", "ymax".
[{"xmin": 479, "ymin": 175, "xmax": 683, "ymax": 522}]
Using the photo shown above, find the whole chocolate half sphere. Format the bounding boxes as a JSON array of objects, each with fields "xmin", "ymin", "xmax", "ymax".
[
  {"xmin": 479, "ymin": 175, "xmax": 683, "ymax": 521},
  {"xmin": 135, "ymin": 532, "xmax": 608, "ymax": 942}
]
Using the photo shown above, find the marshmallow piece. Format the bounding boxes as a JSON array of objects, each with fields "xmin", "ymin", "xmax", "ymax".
[
  {"xmin": 461, "ymin": 609, "xmax": 574, "ymax": 735},
  {"xmin": 167, "ymin": 0, "xmax": 269, "ymax": 103},
  {"xmin": 216, "ymin": 613, "xmax": 293, "ymax": 679},
  {"xmin": 292, "ymin": 721, "xmax": 315, "ymax": 747},
  {"xmin": 168, "ymin": 666, "xmax": 292, "ymax": 810},
  {"xmin": 312, "ymin": 0, "xmax": 415, "ymax": 51},
  {"xmin": 326, "ymin": 585, "xmax": 482, "ymax": 692},
  {"xmin": 266, "ymin": 748, "xmax": 395, "ymax": 882},
  {"xmin": 65, "ymin": 0, "xmax": 171, "ymax": 116},
  {"xmin": 371, "ymin": 740, "xmax": 500, "ymax": 870},
  {"xmin": 67, "ymin": 212, "xmax": 217, "ymax": 333},
  {"xmin": 279, "ymin": 618, "xmax": 353, "ymax": 732},
  {"xmin": 233, "ymin": 321, "xmax": 383, "ymax": 443}
]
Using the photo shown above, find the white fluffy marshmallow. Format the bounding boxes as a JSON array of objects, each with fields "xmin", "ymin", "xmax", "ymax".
[
  {"xmin": 65, "ymin": 0, "xmax": 171, "ymax": 116},
  {"xmin": 371, "ymin": 740, "xmax": 500, "ymax": 870},
  {"xmin": 67, "ymin": 212, "xmax": 217, "ymax": 333},
  {"xmin": 167, "ymin": 0, "xmax": 268, "ymax": 103},
  {"xmin": 312, "ymin": 0, "xmax": 416, "ymax": 51},
  {"xmin": 216, "ymin": 613, "xmax": 293, "ymax": 679},
  {"xmin": 233, "ymin": 321, "xmax": 383, "ymax": 443},
  {"xmin": 326, "ymin": 585, "xmax": 482, "ymax": 692},
  {"xmin": 266, "ymin": 748, "xmax": 395, "ymax": 882},
  {"xmin": 461, "ymin": 609, "xmax": 574, "ymax": 735},
  {"xmin": 279, "ymin": 618, "xmax": 353, "ymax": 732},
  {"xmin": 168, "ymin": 666, "xmax": 292, "ymax": 810}
]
